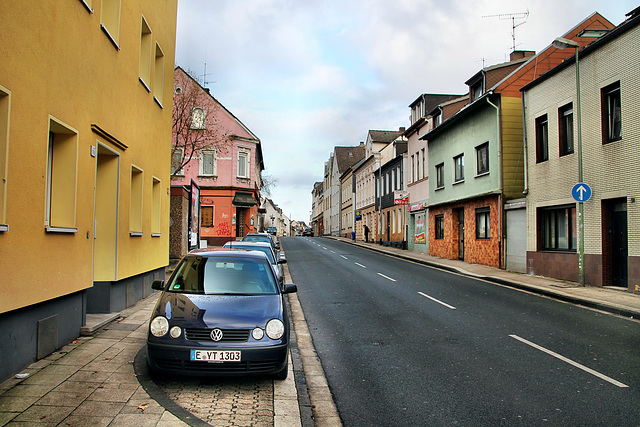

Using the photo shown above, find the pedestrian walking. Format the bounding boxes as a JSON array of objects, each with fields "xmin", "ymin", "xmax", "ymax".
[{"xmin": 364, "ymin": 224, "xmax": 370, "ymax": 243}]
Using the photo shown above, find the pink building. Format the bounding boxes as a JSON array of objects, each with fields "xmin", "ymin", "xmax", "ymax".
[{"xmin": 171, "ymin": 67, "xmax": 264, "ymax": 248}]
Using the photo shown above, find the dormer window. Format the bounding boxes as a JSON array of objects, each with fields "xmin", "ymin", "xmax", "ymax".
[{"xmin": 470, "ymin": 82, "xmax": 483, "ymax": 102}]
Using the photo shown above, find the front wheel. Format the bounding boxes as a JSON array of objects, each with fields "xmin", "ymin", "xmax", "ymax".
[{"xmin": 274, "ymin": 365, "xmax": 288, "ymax": 380}]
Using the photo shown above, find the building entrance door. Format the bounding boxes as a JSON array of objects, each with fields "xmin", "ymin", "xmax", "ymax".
[
  {"xmin": 457, "ymin": 208, "xmax": 465, "ymax": 260},
  {"xmin": 611, "ymin": 202, "xmax": 628, "ymax": 287},
  {"xmin": 236, "ymin": 208, "xmax": 246, "ymax": 238}
]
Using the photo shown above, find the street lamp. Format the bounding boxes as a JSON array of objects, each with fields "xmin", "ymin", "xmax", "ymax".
[{"xmin": 553, "ymin": 37, "xmax": 585, "ymax": 286}]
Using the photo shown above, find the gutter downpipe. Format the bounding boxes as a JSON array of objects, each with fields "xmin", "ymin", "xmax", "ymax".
[
  {"xmin": 486, "ymin": 94, "xmax": 504, "ymax": 269},
  {"xmin": 521, "ymin": 94, "xmax": 529, "ymax": 195}
]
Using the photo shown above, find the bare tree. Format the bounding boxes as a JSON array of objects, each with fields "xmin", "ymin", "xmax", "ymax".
[
  {"xmin": 171, "ymin": 68, "xmax": 229, "ymax": 179},
  {"xmin": 260, "ymin": 172, "xmax": 278, "ymax": 196}
]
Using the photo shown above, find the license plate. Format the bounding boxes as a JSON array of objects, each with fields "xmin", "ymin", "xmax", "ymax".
[{"xmin": 190, "ymin": 350, "xmax": 241, "ymax": 362}]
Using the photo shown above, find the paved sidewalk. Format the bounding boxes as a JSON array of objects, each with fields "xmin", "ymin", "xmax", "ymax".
[
  {"xmin": 0, "ymin": 289, "xmax": 306, "ymax": 426},
  {"xmin": 326, "ymin": 235, "xmax": 640, "ymax": 319}
]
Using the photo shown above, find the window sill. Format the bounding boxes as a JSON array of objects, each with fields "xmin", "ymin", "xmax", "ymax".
[
  {"xmin": 46, "ymin": 226, "xmax": 78, "ymax": 234},
  {"xmin": 139, "ymin": 77, "xmax": 151, "ymax": 93},
  {"xmin": 435, "ymin": 186, "xmax": 444, "ymax": 191},
  {"xmin": 130, "ymin": 231, "xmax": 143, "ymax": 237},
  {"xmin": 198, "ymin": 175, "xmax": 218, "ymax": 179},
  {"xmin": 100, "ymin": 24, "xmax": 121, "ymax": 50},
  {"xmin": 475, "ymin": 171, "xmax": 490, "ymax": 178},
  {"xmin": 603, "ymin": 136, "xmax": 622, "ymax": 145},
  {"xmin": 79, "ymin": 0, "xmax": 93, "ymax": 13},
  {"xmin": 153, "ymin": 96, "xmax": 164, "ymax": 109},
  {"xmin": 151, "ymin": 233, "xmax": 162, "ymax": 237},
  {"xmin": 453, "ymin": 179, "xmax": 465, "ymax": 185},
  {"xmin": 0, "ymin": 224, "xmax": 8, "ymax": 232}
]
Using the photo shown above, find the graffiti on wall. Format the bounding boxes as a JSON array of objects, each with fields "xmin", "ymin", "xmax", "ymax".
[{"xmin": 216, "ymin": 222, "xmax": 231, "ymax": 236}]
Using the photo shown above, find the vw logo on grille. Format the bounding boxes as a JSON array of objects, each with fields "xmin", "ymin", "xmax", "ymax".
[{"xmin": 210, "ymin": 329, "xmax": 223, "ymax": 342}]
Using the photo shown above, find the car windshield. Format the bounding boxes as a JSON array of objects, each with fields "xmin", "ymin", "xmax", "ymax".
[
  {"xmin": 167, "ymin": 256, "xmax": 278, "ymax": 295},
  {"xmin": 223, "ymin": 244, "xmax": 275, "ymax": 264},
  {"xmin": 243, "ymin": 235, "xmax": 272, "ymax": 245}
]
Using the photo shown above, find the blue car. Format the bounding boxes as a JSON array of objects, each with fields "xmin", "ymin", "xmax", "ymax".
[{"xmin": 146, "ymin": 248, "xmax": 297, "ymax": 379}]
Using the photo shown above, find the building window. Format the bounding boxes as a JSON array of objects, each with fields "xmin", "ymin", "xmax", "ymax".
[
  {"xmin": 454, "ymin": 154, "xmax": 464, "ymax": 183},
  {"xmin": 436, "ymin": 163, "xmax": 444, "ymax": 189},
  {"xmin": 237, "ymin": 150, "xmax": 249, "ymax": 178},
  {"xmin": 421, "ymin": 148, "xmax": 426, "ymax": 179},
  {"xmin": 435, "ymin": 214, "xmax": 444, "ymax": 239},
  {"xmin": 411, "ymin": 155, "xmax": 415, "ymax": 183},
  {"xmin": 171, "ymin": 148, "xmax": 184, "ymax": 176},
  {"xmin": 476, "ymin": 142, "xmax": 489, "ymax": 175},
  {"xmin": 476, "ymin": 207, "xmax": 490, "ymax": 239},
  {"xmin": 415, "ymin": 154, "xmax": 420, "ymax": 181},
  {"xmin": 535, "ymin": 114, "xmax": 548, "ymax": 163},
  {"xmin": 201, "ymin": 205, "xmax": 214, "ymax": 227},
  {"xmin": 153, "ymin": 43, "xmax": 165, "ymax": 106},
  {"xmin": 601, "ymin": 81, "xmax": 621, "ymax": 143},
  {"xmin": 100, "ymin": 0, "xmax": 121, "ymax": 48},
  {"xmin": 46, "ymin": 118, "xmax": 78, "ymax": 232},
  {"xmin": 200, "ymin": 150, "xmax": 216, "ymax": 176},
  {"xmin": 130, "ymin": 165, "xmax": 143, "ymax": 234},
  {"xmin": 539, "ymin": 205, "xmax": 576, "ymax": 251},
  {"xmin": 558, "ymin": 103, "xmax": 574, "ymax": 156},
  {"xmin": 138, "ymin": 16, "xmax": 152, "ymax": 90},
  {"xmin": 151, "ymin": 177, "xmax": 161, "ymax": 235},
  {"xmin": 190, "ymin": 107, "xmax": 205, "ymax": 130},
  {"xmin": 0, "ymin": 86, "xmax": 9, "ymax": 229}
]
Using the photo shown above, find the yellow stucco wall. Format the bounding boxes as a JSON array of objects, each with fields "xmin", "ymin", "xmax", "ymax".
[
  {"xmin": 0, "ymin": 0, "xmax": 177, "ymax": 313},
  {"xmin": 500, "ymin": 96, "xmax": 526, "ymax": 200}
]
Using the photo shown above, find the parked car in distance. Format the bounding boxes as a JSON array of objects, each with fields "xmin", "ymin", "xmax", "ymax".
[
  {"xmin": 266, "ymin": 226, "xmax": 277, "ymax": 235},
  {"xmin": 243, "ymin": 232, "xmax": 280, "ymax": 251},
  {"xmin": 223, "ymin": 241, "xmax": 286, "ymax": 287},
  {"xmin": 146, "ymin": 248, "xmax": 297, "ymax": 379},
  {"xmin": 302, "ymin": 228, "xmax": 314, "ymax": 237}
]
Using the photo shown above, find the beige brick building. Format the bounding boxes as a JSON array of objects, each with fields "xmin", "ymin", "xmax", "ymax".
[{"xmin": 523, "ymin": 9, "xmax": 640, "ymax": 290}]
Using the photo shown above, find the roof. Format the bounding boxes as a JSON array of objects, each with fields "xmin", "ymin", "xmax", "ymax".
[
  {"xmin": 334, "ymin": 144, "xmax": 365, "ymax": 174},
  {"xmin": 521, "ymin": 8, "xmax": 640, "ymax": 92},
  {"xmin": 409, "ymin": 93, "xmax": 464, "ymax": 110},
  {"xmin": 368, "ymin": 130, "xmax": 403, "ymax": 143}
]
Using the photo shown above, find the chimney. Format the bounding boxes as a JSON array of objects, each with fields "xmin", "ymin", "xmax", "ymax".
[{"xmin": 510, "ymin": 50, "xmax": 535, "ymax": 61}]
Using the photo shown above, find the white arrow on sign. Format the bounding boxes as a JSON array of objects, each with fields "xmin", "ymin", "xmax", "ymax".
[{"xmin": 576, "ymin": 185, "xmax": 588, "ymax": 201}]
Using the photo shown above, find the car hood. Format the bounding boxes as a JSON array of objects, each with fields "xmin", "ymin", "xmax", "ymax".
[{"xmin": 154, "ymin": 292, "xmax": 283, "ymax": 329}]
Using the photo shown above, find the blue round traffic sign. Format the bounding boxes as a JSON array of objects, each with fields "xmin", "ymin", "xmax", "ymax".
[{"xmin": 571, "ymin": 183, "xmax": 592, "ymax": 202}]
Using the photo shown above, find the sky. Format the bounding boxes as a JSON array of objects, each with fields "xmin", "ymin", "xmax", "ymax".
[{"xmin": 174, "ymin": 0, "xmax": 636, "ymax": 223}]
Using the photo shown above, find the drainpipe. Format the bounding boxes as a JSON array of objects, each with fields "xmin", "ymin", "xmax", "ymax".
[
  {"xmin": 521, "ymin": 93, "xmax": 529, "ymax": 195},
  {"xmin": 486, "ymin": 94, "xmax": 504, "ymax": 269}
]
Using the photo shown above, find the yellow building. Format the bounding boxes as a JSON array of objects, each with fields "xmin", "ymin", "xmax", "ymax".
[{"xmin": 0, "ymin": 0, "xmax": 177, "ymax": 380}]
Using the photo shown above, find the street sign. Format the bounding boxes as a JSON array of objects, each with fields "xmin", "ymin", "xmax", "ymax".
[{"xmin": 571, "ymin": 183, "xmax": 592, "ymax": 202}]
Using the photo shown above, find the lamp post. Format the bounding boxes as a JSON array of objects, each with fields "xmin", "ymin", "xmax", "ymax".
[{"xmin": 553, "ymin": 37, "xmax": 585, "ymax": 286}]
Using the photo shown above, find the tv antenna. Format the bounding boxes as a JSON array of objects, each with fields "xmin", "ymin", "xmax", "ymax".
[
  {"xmin": 202, "ymin": 62, "xmax": 216, "ymax": 90},
  {"xmin": 483, "ymin": 10, "xmax": 529, "ymax": 52}
]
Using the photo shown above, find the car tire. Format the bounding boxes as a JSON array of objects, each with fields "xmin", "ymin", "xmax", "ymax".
[{"xmin": 274, "ymin": 364, "xmax": 288, "ymax": 380}]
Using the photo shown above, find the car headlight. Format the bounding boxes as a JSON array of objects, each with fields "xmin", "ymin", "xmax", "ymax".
[
  {"xmin": 150, "ymin": 316, "xmax": 169, "ymax": 337},
  {"xmin": 169, "ymin": 326, "xmax": 182, "ymax": 338},
  {"xmin": 252, "ymin": 327, "xmax": 264, "ymax": 340},
  {"xmin": 266, "ymin": 319, "xmax": 285, "ymax": 340}
]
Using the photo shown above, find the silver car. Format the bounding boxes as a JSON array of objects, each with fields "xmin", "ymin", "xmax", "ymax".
[{"xmin": 223, "ymin": 241, "xmax": 286, "ymax": 286}]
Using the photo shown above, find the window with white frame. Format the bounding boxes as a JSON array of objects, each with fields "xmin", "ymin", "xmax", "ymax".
[
  {"xmin": 200, "ymin": 150, "xmax": 216, "ymax": 176},
  {"xmin": 436, "ymin": 163, "xmax": 444, "ymax": 189},
  {"xmin": 171, "ymin": 148, "xmax": 184, "ymax": 176},
  {"xmin": 476, "ymin": 142, "xmax": 489, "ymax": 175},
  {"xmin": 454, "ymin": 154, "xmax": 464, "ymax": 183},
  {"xmin": 153, "ymin": 43, "xmax": 165, "ymax": 106},
  {"xmin": 100, "ymin": 0, "xmax": 121, "ymax": 48},
  {"xmin": 601, "ymin": 81, "xmax": 621, "ymax": 143},
  {"xmin": 237, "ymin": 150, "xmax": 249, "ymax": 178},
  {"xmin": 138, "ymin": 17, "xmax": 152, "ymax": 90}
]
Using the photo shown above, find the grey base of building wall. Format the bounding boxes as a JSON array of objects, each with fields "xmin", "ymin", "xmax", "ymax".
[
  {"xmin": 527, "ymin": 251, "xmax": 640, "ymax": 291},
  {"xmin": 86, "ymin": 267, "xmax": 165, "ymax": 314},
  {"xmin": 0, "ymin": 291, "xmax": 84, "ymax": 383}
]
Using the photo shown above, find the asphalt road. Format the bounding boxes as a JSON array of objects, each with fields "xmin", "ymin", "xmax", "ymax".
[{"xmin": 282, "ymin": 236, "xmax": 640, "ymax": 426}]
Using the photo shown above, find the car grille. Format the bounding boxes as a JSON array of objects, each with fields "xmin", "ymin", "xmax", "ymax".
[
  {"xmin": 154, "ymin": 358, "xmax": 280, "ymax": 374},
  {"xmin": 184, "ymin": 328, "xmax": 250, "ymax": 343}
]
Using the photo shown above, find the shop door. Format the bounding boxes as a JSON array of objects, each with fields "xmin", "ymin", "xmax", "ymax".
[
  {"xmin": 611, "ymin": 202, "xmax": 628, "ymax": 287},
  {"xmin": 236, "ymin": 208, "xmax": 246, "ymax": 238},
  {"xmin": 457, "ymin": 208, "xmax": 465, "ymax": 260}
]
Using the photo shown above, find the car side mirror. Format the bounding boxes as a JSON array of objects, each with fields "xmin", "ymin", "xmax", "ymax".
[
  {"xmin": 277, "ymin": 257, "xmax": 287, "ymax": 264},
  {"xmin": 151, "ymin": 280, "xmax": 165, "ymax": 291},
  {"xmin": 283, "ymin": 284, "xmax": 297, "ymax": 294}
]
